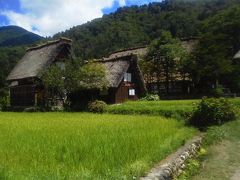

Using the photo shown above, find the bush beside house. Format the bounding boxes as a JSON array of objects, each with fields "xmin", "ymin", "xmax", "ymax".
[{"xmin": 189, "ymin": 97, "xmax": 236, "ymax": 128}]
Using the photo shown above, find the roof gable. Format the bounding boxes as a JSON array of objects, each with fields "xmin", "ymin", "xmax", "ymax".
[
  {"xmin": 101, "ymin": 58, "xmax": 130, "ymax": 88},
  {"xmin": 96, "ymin": 54, "xmax": 147, "ymax": 95}
]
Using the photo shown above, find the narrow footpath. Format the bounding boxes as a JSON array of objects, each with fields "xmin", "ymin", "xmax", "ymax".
[{"xmin": 192, "ymin": 119, "xmax": 240, "ymax": 180}]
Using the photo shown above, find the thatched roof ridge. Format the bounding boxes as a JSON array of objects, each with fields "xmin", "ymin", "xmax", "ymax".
[
  {"xmin": 107, "ymin": 38, "xmax": 198, "ymax": 60},
  {"xmin": 7, "ymin": 37, "xmax": 72, "ymax": 81},
  {"xmin": 27, "ymin": 37, "xmax": 72, "ymax": 52}
]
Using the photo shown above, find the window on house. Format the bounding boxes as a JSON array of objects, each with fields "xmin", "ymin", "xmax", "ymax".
[
  {"xmin": 124, "ymin": 73, "xmax": 132, "ymax": 82},
  {"xmin": 129, "ymin": 89, "xmax": 135, "ymax": 96}
]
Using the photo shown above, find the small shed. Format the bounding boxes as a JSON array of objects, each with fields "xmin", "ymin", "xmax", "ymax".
[
  {"xmin": 7, "ymin": 38, "xmax": 72, "ymax": 107},
  {"xmin": 70, "ymin": 54, "xmax": 147, "ymax": 107}
]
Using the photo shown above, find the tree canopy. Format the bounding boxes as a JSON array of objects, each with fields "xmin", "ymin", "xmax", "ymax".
[
  {"xmin": 144, "ymin": 31, "xmax": 189, "ymax": 94},
  {"xmin": 42, "ymin": 61, "xmax": 108, "ymax": 107}
]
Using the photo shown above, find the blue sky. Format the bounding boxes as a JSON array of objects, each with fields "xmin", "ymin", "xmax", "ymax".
[{"xmin": 0, "ymin": 0, "xmax": 161, "ymax": 36}]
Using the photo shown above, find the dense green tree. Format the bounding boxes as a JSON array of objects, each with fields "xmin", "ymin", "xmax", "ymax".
[
  {"xmin": 0, "ymin": 47, "xmax": 25, "ymax": 97},
  {"xmin": 145, "ymin": 31, "xmax": 189, "ymax": 95},
  {"xmin": 55, "ymin": 0, "xmax": 240, "ymax": 59},
  {"xmin": 42, "ymin": 61, "xmax": 108, "ymax": 107},
  {"xmin": 192, "ymin": 5, "xmax": 240, "ymax": 93}
]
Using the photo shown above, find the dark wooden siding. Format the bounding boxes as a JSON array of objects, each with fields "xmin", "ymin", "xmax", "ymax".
[
  {"xmin": 115, "ymin": 81, "xmax": 138, "ymax": 104},
  {"xmin": 10, "ymin": 85, "xmax": 35, "ymax": 107}
]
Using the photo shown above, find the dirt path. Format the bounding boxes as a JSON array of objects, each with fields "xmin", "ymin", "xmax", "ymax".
[
  {"xmin": 192, "ymin": 121, "xmax": 240, "ymax": 180},
  {"xmin": 231, "ymin": 169, "xmax": 240, "ymax": 180}
]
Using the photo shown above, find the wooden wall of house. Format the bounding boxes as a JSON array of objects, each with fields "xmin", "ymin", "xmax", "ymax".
[
  {"xmin": 114, "ymin": 81, "xmax": 138, "ymax": 104},
  {"xmin": 114, "ymin": 65, "xmax": 140, "ymax": 104},
  {"xmin": 9, "ymin": 78, "xmax": 45, "ymax": 107},
  {"xmin": 10, "ymin": 85, "xmax": 35, "ymax": 107}
]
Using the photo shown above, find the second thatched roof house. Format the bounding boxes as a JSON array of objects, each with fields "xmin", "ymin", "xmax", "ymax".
[{"xmin": 69, "ymin": 53, "xmax": 147, "ymax": 108}]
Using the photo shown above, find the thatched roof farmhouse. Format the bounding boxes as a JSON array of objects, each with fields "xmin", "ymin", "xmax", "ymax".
[
  {"xmin": 7, "ymin": 38, "xmax": 72, "ymax": 107},
  {"xmin": 7, "ymin": 38, "xmax": 72, "ymax": 81},
  {"xmin": 70, "ymin": 54, "xmax": 147, "ymax": 107}
]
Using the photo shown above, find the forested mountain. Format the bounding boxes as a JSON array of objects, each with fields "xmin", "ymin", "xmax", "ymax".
[
  {"xmin": 54, "ymin": 0, "xmax": 240, "ymax": 59},
  {"xmin": 1, "ymin": 0, "xmax": 240, "ymax": 97},
  {"xmin": 0, "ymin": 26, "xmax": 43, "ymax": 47}
]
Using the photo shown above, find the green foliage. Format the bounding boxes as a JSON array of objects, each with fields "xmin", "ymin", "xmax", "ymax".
[
  {"xmin": 54, "ymin": 0, "xmax": 239, "ymax": 59},
  {"xmin": 64, "ymin": 61, "xmax": 108, "ymax": 92},
  {"xmin": 0, "ymin": 46, "xmax": 25, "ymax": 89},
  {"xmin": 144, "ymin": 31, "xmax": 189, "ymax": 94},
  {"xmin": 189, "ymin": 97, "xmax": 236, "ymax": 128},
  {"xmin": 42, "ymin": 61, "xmax": 108, "ymax": 109},
  {"xmin": 107, "ymin": 100, "xmax": 197, "ymax": 119},
  {"xmin": 2, "ymin": 1, "xmax": 240, "ymax": 96},
  {"xmin": 107, "ymin": 98, "xmax": 240, "ymax": 119},
  {"xmin": 0, "ymin": 96, "xmax": 9, "ymax": 111},
  {"xmin": 88, "ymin": 100, "xmax": 107, "ymax": 113},
  {"xmin": 75, "ymin": 62, "xmax": 109, "ymax": 91},
  {"xmin": 177, "ymin": 147, "xmax": 207, "ymax": 180},
  {"xmin": 210, "ymin": 85, "xmax": 224, "ymax": 98},
  {"xmin": 0, "ymin": 112, "xmax": 196, "ymax": 179},
  {"xmin": 177, "ymin": 159, "xmax": 201, "ymax": 180},
  {"xmin": 192, "ymin": 5, "xmax": 240, "ymax": 92},
  {"xmin": 42, "ymin": 65, "xmax": 66, "ymax": 107},
  {"xmin": 0, "ymin": 26, "xmax": 43, "ymax": 47},
  {"xmin": 141, "ymin": 94, "xmax": 160, "ymax": 101}
]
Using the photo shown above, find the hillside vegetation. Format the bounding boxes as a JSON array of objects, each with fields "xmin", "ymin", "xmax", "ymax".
[
  {"xmin": 54, "ymin": 0, "xmax": 240, "ymax": 59},
  {"xmin": 1, "ymin": 0, "xmax": 240, "ymax": 96},
  {"xmin": 0, "ymin": 26, "xmax": 43, "ymax": 47}
]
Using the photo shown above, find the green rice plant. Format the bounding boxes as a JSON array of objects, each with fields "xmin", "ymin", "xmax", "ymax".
[
  {"xmin": 106, "ymin": 100, "xmax": 199, "ymax": 119},
  {"xmin": 0, "ymin": 112, "xmax": 196, "ymax": 179},
  {"xmin": 107, "ymin": 99, "xmax": 240, "ymax": 119}
]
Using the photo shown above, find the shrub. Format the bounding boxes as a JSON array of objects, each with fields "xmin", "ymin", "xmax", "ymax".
[
  {"xmin": 88, "ymin": 100, "xmax": 107, "ymax": 113},
  {"xmin": 189, "ymin": 97, "xmax": 236, "ymax": 128},
  {"xmin": 140, "ymin": 94, "xmax": 160, "ymax": 101},
  {"xmin": 210, "ymin": 85, "xmax": 224, "ymax": 98},
  {"xmin": 0, "ymin": 96, "xmax": 9, "ymax": 111}
]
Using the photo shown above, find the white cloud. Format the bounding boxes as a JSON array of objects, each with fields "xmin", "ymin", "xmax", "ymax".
[
  {"xmin": 1, "ymin": 0, "xmax": 160, "ymax": 37},
  {"xmin": 1, "ymin": 0, "xmax": 128, "ymax": 36}
]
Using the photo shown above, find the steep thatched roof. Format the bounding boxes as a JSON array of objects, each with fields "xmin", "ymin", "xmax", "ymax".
[
  {"xmin": 7, "ymin": 37, "xmax": 72, "ymax": 81},
  {"xmin": 234, "ymin": 50, "xmax": 240, "ymax": 59},
  {"xmin": 96, "ymin": 54, "xmax": 147, "ymax": 94}
]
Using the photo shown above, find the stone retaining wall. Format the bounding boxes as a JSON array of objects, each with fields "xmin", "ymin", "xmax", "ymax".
[{"xmin": 141, "ymin": 136, "xmax": 202, "ymax": 180}]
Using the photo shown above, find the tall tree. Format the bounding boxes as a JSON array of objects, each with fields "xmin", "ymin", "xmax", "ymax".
[
  {"xmin": 192, "ymin": 5, "xmax": 240, "ymax": 92},
  {"xmin": 42, "ymin": 61, "xmax": 108, "ymax": 108},
  {"xmin": 145, "ymin": 31, "xmax": 188, "ymax": 95}
]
